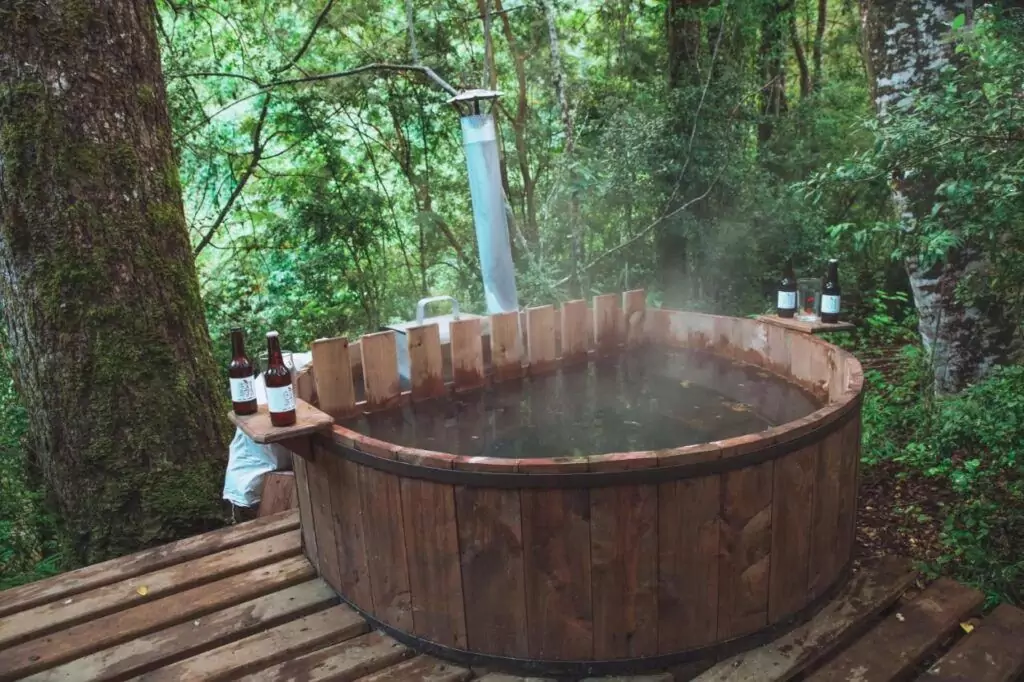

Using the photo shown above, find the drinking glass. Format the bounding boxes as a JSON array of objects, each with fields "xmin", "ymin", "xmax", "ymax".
[{"xmin": 796, "ymin": 278, "xmax": 820, "ymax": 322}]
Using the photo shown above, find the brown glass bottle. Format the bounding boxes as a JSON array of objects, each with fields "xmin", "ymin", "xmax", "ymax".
[
  {"xmin": 776, "ymin": 258, "xmax": 798, "ymax": 318},
  {"xmin": 228, "ymin": 328, "xmax": 258, "ymax": 415},
  {"xmin": 264, "ymin": 331, "xmax": 296, "ymax": 426},
  {"xmin": 820, "ymin": 259, "xmax": 841, "ymax": 323}
]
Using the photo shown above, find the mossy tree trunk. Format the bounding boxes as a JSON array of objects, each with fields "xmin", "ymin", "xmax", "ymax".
[
  {"xmin": 0, "ymin": 0, "xmax": 231, "ymax": 563},
  {"xmin": 860, "ymin": 0, "xmax": 1019, "ymax": 393}
]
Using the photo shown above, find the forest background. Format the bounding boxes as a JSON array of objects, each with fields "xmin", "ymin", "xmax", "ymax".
[{"xmin": 1, "ymin": 0, "xmax": 1023, "ymax": 606}]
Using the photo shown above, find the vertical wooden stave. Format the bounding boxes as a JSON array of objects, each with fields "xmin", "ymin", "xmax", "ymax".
[
  {"xmin": 407, "ymin": 324, "xmax": 446, "ymax": 402},
  {"xmin": 291, "ymin": 452, "xmax": 319, "ymax": 571},
  {"xmin": 835, "ymin": 412, "xmax": 861, "ymax": 577},
  {"xmin": 400, "ymin": 476, "xmax": 468, "ymax": 648},
  {"xmin": 560, "ymin": 299, "xmax": 590, "ymax": 365},
  {"xmin": 521, "ymin": 485, "xmax": 594, "ymax": 660},
  {"xmin": 490, "ymin": 311, "xmax": 524, "ymax": 382},
  {"xmin": 450, "ymin": 318, "xmax": 485, "ymax": 392},
  {"xmin": 361, "ymin": 331, "xmax": 402, "ymax": 411},
  {"xmin": 717, "ymin": 460, "xmax": 774, "ymax": 640},
  {"xmin": 327, "ymin": 451, "xmax": 373, "ymax": 611},
  {"xmin": 358, "ymin": 465, "xmax": 413, "ymax": 631},
  {"xmin": 590, "ymin": 481, "xmax": 658, "ymax": 658},
  {"xmin": 593, "ymin": 293, "xmax": 623, "ymax": 355},
  {"xmin": 767, "ymin": 443, "xmax": 818, "ymax": 623},
  {"xmin": 622, "ymin": 289, "xmax": 646, "ymax": 348},
  {"xmin": 808, "ymin": 424, "xmax": 845, "ymax": 599},
  {"xmin": 455, "ymin": 484, "xmax": 529, "ymax": 657},
  {"xmin": 526, "ymin": 305, "xmax": 558, "ymax": 374},
  {"xmin": 304, "ymin": 443, "xmax": 344, "ymax": 592},
  {"xmin": 310, "ymin": 336, "xmax": 357, "ymax": 419},
  {"xmin": 658, "ymin": 475, "xmax": 721, "ymax": 652}
]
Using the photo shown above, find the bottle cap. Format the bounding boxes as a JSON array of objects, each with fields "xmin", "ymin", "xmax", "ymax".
[{"xmin": 266, "ymin": 331, "xmax": 279, "ymax": 338}]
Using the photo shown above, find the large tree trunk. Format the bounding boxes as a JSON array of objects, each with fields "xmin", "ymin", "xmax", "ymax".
[
  {"xmin": 860, "ymin": 0, "xmax": 1018, "ymax": 392},
  {"xmin": 0, "ymin": 0, "xmax": 231, "ymax": 562}
]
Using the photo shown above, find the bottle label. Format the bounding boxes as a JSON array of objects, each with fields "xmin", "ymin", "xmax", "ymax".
[
  {"xmin": 777, "ymin": 291, "xmax": 797, "ymax": 309},
  {"xmin": 230, "ymin": 377, "xmax": 255, "ymax": 403},
  {"xmin": 821, "ymin": 294, "xmax": 841, "ymax": 314},
  {"xmin": 267, "ymin": 384, "xmax": 296, "ymax": 414}
]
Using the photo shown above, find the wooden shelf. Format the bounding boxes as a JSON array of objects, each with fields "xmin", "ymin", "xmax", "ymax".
[
  {"xmin": 757, "ymin": 314, "xmax": 856, "ymax": 335},
  {"xmin": 229, "ymin": 399, "xmax": 333, "ymax": 444}
]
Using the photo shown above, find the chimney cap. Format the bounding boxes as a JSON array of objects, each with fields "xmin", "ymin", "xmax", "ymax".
[{"xmin": 446, "ymin": 88, "xmax": 503, "ymax": 105}]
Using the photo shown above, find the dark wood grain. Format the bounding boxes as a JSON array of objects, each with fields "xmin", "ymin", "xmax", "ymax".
[
  {"xmin": 808, "ymin": 426, "xmax": 844, "ymax": 599},
  {"xmin": 521, "ymin": 487, "xmax": 594, "ymax": 660},
  {"xmin": 455, "ymin": 486, "xmax": 529, "ymax": 657},
  {"xmin": 590, "ymin": 483, "xmax": 658, "ymax": 658},
  {"xmin": 327, "ymin": 453, "xmax": 374, "ymax": 612},
  {"xmin": 658, "ymin": 475, "xmax": 721, "ymax": 652},
  {"xmin": 407, "ymin": 324, "xmax": 446, "ymax": 401},
  {"xmin": 305, "ymin": 446, "xmax": 344, "ymax": 593},
  {"xmin": 490, "ymin": 311, "xmax": 524, "ymax": 382},
  {"xmin": 768, "ymin": 444, "xmax": 818, "ymax": 623},
  {"xmin": 717, "ymin": 460, "xmax": 774, "ymax": 640},
  {"xmin": 923, "ymin": 603, "xmax": 1024, "ymax": 682},
  {"xmin": 807, "ymin": 579, "xmax": 984, "ymax": 682},
  {"xmin": 450, "ymin": 317, "xmax": 485, "ymax": 392},
  {"xmin": 292, "ymin": 454, "xmax": 319, "ymax": 571},
  {"xmin": 358, "ymin": 466, "xmax": 413, "ymax": 631},
  {"xmin": 400, "ymin": 477, "xmax": 468, "ymax": 648}
]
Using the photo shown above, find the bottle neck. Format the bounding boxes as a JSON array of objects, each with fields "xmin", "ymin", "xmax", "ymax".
[
  {"xmin": 230, "ymin": 331, "xmax": 246, "ymax": 359},
  {"xmin": 827, "ymin": 262, "xmax": 839, "ymax": 283},
  {"xmin": 267, "ymin": 335, "xmax": 284, "ymax": 366}
]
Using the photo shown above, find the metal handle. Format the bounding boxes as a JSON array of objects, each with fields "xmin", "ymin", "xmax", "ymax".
[{"xmin": 416, "ymin": 296, "xmax": 460, "ymax": 324}]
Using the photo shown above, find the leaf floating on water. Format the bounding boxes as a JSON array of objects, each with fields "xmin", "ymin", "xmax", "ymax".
[
  {"xmin": 136, "ymin": 586, "xmax": 149, "ymax": 597},
  {"xmin": 679, "ymin": 380, "xmax": 691, "ymax": 388},
  {"xmin": 721, "ymin": 401, "xmax": 752, "ymax": 413},
  {"xmin": 624, "ymin": 420, "xmax": 641, "ymax": 426}
]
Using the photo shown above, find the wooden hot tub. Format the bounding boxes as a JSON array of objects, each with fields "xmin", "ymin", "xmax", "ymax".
[{"xmin": 288, "ymin": 291, "xmax": 863, "ymax": 677}]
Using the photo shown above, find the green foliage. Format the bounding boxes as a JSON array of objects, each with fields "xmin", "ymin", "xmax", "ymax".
[
  {"xmin": 0, "ymin": 360, "xmax": 63, "ymax": 590},
  {"xmin": 808, "ymin": 9, "xmax": 1024, "ymax": 310}
]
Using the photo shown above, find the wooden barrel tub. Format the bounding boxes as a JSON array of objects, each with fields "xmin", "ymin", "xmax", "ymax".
[{"xmin": 292, "ymin": 291, "xmax": 863, "ymax": 677}]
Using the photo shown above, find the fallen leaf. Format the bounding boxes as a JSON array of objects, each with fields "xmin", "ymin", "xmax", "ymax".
[
  {"xmin": 136, "ymin": 586, "xmax": 149, "ymax": 596},
  {"xmin": 679, "ymin": 380, "xmax": 691, "ymax": 388},
  {"xmin": 62, "ymin": 598, "xmax": 73, "ymax": 605},
  {"xmin": 960, "ymin": 621, "xmax": 974, "ymax": 634},
  {"xmin": 896, "ymin": 612, "xmax": 905, "ymax": 622}
]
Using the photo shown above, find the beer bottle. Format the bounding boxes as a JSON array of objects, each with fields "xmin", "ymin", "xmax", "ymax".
[
  {"xmin": 776, "ymin": 259, "xmax": 798, "ymax": 318},
  {"xmin": 821, "ymin": 259, "xmax": 841, "ymax": 323},
  {"xmin": 228, "ymin": 328, "xmax": 257, "ymax": 415},
  {"xmin": 264, "ymin": 331, "xmax": 296, "ymax": 426}
]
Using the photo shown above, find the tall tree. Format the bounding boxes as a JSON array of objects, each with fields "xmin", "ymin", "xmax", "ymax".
[
  {"xmin": 860, "ymin": 0, "xmax": 1019, "ymax": 392},
  {"xmin": 0, "ymin": 0, "xmax": 231, "ymax": 562}
]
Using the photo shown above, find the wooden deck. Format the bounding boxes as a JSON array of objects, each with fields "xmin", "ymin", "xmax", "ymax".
[{"xmin": 1, "ymin": 511, "xmax": 1021, "ymax": 682}]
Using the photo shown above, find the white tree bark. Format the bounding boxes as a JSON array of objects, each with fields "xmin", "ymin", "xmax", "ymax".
[{"xmin": 861, "ymin": 0, "xmax": 1017, "ymax": 392}]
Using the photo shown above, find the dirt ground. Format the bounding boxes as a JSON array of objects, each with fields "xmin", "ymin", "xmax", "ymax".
[{"xmin": 855, "ymin": 458, "xmax": 954, "ymax": 566}]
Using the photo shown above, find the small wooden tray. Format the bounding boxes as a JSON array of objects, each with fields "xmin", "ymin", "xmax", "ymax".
[
  {"xmin": 229, "ymin": 399, "xmax": 333, "ymax": 444},
  {"xmin": 757, "ymin": 314, "xmax": 856, "ymax": 334}
]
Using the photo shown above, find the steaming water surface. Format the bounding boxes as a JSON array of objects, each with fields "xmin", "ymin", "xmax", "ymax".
[{"xmin": 340, "ymin": 349, "xmax": 821, "ymax": 459}]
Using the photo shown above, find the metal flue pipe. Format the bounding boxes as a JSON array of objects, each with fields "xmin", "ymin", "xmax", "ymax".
[{"xmin": 450, "ymin": 90, "xmax": 519, "ymax": 314}]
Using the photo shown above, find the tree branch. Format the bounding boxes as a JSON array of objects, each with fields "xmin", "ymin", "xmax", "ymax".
[
  {"xmin": 552, "ymin": 171, "xmax": 724, "ymax": 287},
  {"xmin": 273, "ymin": 0, "xmax": 337, "ymax": 74},
  {"xmin": 193, "ymin": 95, "xmax": 271, "ymax": 256},
  {"xmin": 265, "ymin": 63, "xmax": 459, "ymax": 96}
]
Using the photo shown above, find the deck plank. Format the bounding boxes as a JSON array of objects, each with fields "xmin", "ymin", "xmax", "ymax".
[
  {"xmin": 0, "ymin": 511, "xmax": 298, "ymax": 619},
  {"xmin": 919, "ymin": 603, "xmax": 1024, "ymax": 682},
  {"xmin": 133, "ymin": 604, "xmax": 366, "ymax": 681},
  {"xmin": 20, "ymin": 577, "xmax": 335, "ymax": 682},
  {"xmin": 806, "ymin": 578, "xmax": 985, "ymax": 682},
  {"xmin": 694, "ymin": 556, "xmax": 917, "ymax": 682},
  {"xmin": 356, "ymin": 655, "xmax": 472, "ymax": 682},
  {"xmin": 237, "ymin": 630, "xmax": 413, "ymax": 681},
  {"xmin": 0, "ymin": 531, "xmax": 301, "ymax": 651}
]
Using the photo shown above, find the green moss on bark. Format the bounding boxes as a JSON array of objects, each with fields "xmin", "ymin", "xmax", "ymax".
[{"xmin": 1, "ymin": 0, "xmax": 231, "ymax": 563}]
